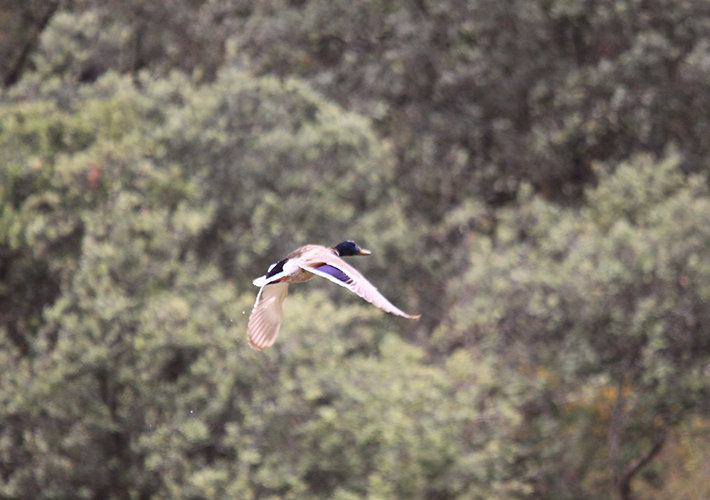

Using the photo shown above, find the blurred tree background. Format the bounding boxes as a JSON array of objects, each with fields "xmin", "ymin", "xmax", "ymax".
[{"xmin": 2, "ymin": 0, "xmax": 710, "ymax": 498}]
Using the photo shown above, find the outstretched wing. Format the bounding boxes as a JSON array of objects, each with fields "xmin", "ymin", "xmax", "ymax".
[
  {"xmin": 247, "ymin": 281, "xmax": 290, "ymax": 350},
  {"xmin": 299, "ymin": 256, "xmax": 419, "ymax": 319}
]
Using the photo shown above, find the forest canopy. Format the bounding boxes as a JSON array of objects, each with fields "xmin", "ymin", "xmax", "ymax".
[{"xmin": 2, "ymin": 1, "xmax": 710, "ymax": 499}]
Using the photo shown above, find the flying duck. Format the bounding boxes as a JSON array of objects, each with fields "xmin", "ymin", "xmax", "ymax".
[{"xmin": 247, "ymin": 241, "xmax": 420, "ymax": 350}]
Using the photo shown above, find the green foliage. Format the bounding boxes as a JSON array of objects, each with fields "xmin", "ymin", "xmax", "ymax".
[
  {"xmin": 445, "ymin": 154, "xmax": 710, "ymax": 497},
  {"xmin": 9, "ymin": 0, "xmax": 710, "ymax": 331},
  {"xmin": 3, "ymin": 1, "xmax": 710, "ymax": 499},
  {"xmin": 146, "ymin": 69, "xmax": 401, "ymax": 281},
  {"xmin": 0, "ymin": 70, "xmax": 441, "ymax": 500}
]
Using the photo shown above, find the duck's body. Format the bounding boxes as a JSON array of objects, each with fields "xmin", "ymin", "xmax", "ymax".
[{"xmin": 247, "ymin": 241, "xmax": 419, "ymax": 350}]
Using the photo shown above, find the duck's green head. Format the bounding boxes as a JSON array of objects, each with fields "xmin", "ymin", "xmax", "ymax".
[{"xmin": 334, "ymin": 240, "xmax": 371, "ymax": 257}]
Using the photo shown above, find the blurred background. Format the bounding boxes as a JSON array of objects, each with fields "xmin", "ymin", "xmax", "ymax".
[{"xmin": 2, "ymin": 0, "xmax": 710, "ymax": 498}]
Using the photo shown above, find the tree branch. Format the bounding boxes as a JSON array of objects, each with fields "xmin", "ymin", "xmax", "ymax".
[
  {"xmin": 2, "ymin": 0, "xmax": 61, "ymax": 87},
  {"xmin": 617, "ymin": 430, "xmax": 667, "ymax": 500}
]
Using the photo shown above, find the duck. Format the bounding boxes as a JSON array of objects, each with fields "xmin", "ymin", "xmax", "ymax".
[{"xmin": 247, "ymin": 240, "xmax": 420, "ymax": 350}]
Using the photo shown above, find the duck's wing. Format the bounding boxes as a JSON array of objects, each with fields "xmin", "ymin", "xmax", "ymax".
[
  {"xmin": 297, "ymin": 254, "xmax": 420, "ymax": 319},
  {"xmin": 247, "ymin": 281, "xmax": 290, "ymax": 350}
]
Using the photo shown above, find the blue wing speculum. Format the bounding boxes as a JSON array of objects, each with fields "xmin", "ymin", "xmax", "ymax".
[{"xmin": 312, "ymin": 263, "xmax": 353, "ymax": 285}]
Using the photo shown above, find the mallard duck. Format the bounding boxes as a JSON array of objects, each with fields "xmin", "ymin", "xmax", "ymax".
[{"xmin": 247, "ymin": 240, "xmax": 420, "ymax": 350}]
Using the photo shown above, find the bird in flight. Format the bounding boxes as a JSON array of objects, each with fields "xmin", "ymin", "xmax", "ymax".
[{"xmin": 247, "ymin": 241, "xmax": 420, "ymax": 350}]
